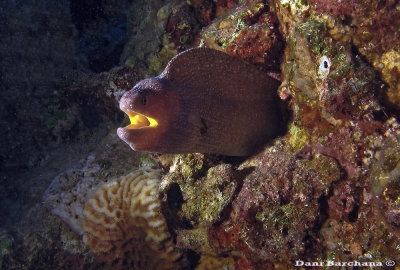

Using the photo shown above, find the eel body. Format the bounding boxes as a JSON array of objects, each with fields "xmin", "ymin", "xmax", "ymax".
[{"xmin": 117, "ymin": 47, "xmax": 282, "ymax": 156}]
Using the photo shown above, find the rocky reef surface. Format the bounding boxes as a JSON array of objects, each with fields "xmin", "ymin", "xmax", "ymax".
[{"xmin": 0, "ymin": 0, "xmax": 399, "ymax": 269}]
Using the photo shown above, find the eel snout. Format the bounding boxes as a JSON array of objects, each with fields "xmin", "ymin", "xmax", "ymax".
[{"xmin": 119, "ymin": 91, "xmax": 159, "ymax": 130}]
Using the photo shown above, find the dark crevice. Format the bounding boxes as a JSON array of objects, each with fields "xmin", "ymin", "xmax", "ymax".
[
  {"xmin": 301, "ymin": 159, "xmax": 346, "ymax": 257},
  {"xmin": 70, "ymin": 0, "xmax": 128, "ymax": 73},
  {"xmin": 348, "ymin": 203, "xmax": 359, "ymax": 222},
  {"xmin": 181, "ymin": 249, "xmax": 201, "ymax": 270},
  {"xmin": 350, "ymin": 44, "xmax": 400, "ymax": 118},
  {"xmin": 162, "ymin": 183, "xmax": 193, "ymax": 236},
  {"xmin": 213, "ymin": 166, "xmax": 255, "ymax": 226}
]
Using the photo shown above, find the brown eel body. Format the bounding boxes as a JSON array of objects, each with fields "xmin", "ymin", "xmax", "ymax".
[{"xmin": 117, "ymin": 47, "xmax": 282, "ymax": 156}]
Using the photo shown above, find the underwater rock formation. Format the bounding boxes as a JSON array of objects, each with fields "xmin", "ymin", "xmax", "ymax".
[
  {"xmin": 201, "ymin": 0, "xmax": 284, "ymax": 70},
  {"xmin": 83, "ymin": 167, "xmax": 181, "ymax": 269},
  {"xmin": 3, "ymin": 0, "xmax": 400, "ymax": 269},
  {"xmin": 154, "ymin": 0, "xmax": 400, "ymax": 268},
  {"xmin": 314, "ymin": 0, "xmax": 400, "ymax": 109},
  {"xmin": 43, "ymin": 154, "xmax": 104, "ymax": 235},
  {"xmin": 160, "ymin": 142, "xmax": 341, "ymax": 268},
  {"xmin": 42, "ymin": 133, "xmax": 144, "ymax": 235}
]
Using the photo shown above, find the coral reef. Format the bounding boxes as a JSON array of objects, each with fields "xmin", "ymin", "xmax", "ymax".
[
  {"xmin": 122, "ymin": 0, "xmax": 211, "ymax": 74},
  {"xmin": 154, "ymin": 0, "xmax": 400, "ymax": 268},
  {"xmin": 43, "ymin": 154, "xmax": 108, "ymax": 235},
  {"xmin": 201, "ymin": 0, "xmax": 284, "ymax": 71},
  {"xmin": 309, "ymin": 0, "xmax": 400, "ymax": 109},
  {"xmin": 320, "ymin": 0, "xmax": 400, "ymax": 109},
  {"xmin": 120, "ymin": 0, "xmax": 169, "ymax": 69},
  {"xmin": 161, "ymin": 143, "xmax": 341, "ymax": 268},
  {"xmin": 165, "ymin": 3, "xmax": 200, "ymax": 49},
  {"xmin": 2, "ymin": 0, "xmax": 400, "ymax": 268},
  {"xmin": 83, "ymin": 167, "xmax": 181, "ymax": 269},
  {"xmin": 196, "ymin": 255, "xmax": 235, "ymax": 270},
  {"xmin": 190, "ymin": 0, "xmax": 216, "ymax": 27},
  {"xmin": 43, "ymin": 133, "xmax": 143, "ymax": 235}
]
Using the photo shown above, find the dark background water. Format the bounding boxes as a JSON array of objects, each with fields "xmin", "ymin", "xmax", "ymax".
[
  {"xmin": 0, "ymin": 0, "xmax": 134, "ymax": 268},
  {"xmin": 0, "ymin": 0, "xmax": 129, "ymax": 174}
]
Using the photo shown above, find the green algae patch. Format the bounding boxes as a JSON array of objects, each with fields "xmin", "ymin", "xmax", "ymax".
[
  {"xmin": 304, "ymin": 153, "xmax": 341, "ymax": 195},
  {"xmin": 0, "ymin": 233, "xmax": 13, "ymax": 269},
  {"xmin": 371, "ymin": 136, "xmax": 400, "ymax": 195},
  {"xmin": 160, "ymin": 154, "xmax": 235, "ymax": 225},
  {"xmin": 288, "ymin": 123, "xmax": 310, "ymax": 151},
  {"xmin": 297, "ymin": 16, "xmax": 327, "ymax": 55},
  {"xmin": 139, "ymin": 152, "xmax": 158, "ymax": 167},
  {"xmin": 180, "ymin": 153, "xmax": 205, "ymax": 179},
  {"xmin": 147, "ymin": 46, "xmax": 178, "ymax": 75},
  {"xmin": 279, "ymin": 0, "xmax": 309, "ymax": 14},
  {"xmin": 180, "ymin": 164, "xmax": 235, "ymax": 223},
  {"xmin": 257, "ymin": 202, "xmax": 296, "ymax": 229}
]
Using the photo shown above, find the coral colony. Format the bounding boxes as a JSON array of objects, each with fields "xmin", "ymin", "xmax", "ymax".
[{"xmin": 2, "ymin": 0, "xmax": 399, "ymax": 269}]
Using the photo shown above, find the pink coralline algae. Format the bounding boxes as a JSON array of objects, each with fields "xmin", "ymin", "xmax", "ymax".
[
  {"xmin": 166, "ymin": 4, "xmax": 199, "ymax": 50},
  {"xmin": 162, "ymin": 142, "xmax": 342, "ymax": 268},
  {"xmin": 315, "ymin": 128, "xmax": 361, "ymax": 179},
  {"xmin": 226, "ymin": 1, "xmax": 284, "ymax": 68},
  {"xmin": 327, "ymin": 181, "xmax": 356, "ymax": 221},
  {"xmin": 155, "ymin": 0, "xmax": 400, "ymax": 268},
  {"xmin": 313, "ymin": 0, "xmax": 357, "ymax": 16}
]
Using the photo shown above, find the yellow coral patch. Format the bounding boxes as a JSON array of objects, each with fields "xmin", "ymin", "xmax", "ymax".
[{"xmin": 377, "ymin": 50, "xmax": 400, "ymax": 107}]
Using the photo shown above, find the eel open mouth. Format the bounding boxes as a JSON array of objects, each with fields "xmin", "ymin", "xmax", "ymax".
[{"xmin": 122, "ymin": 108, "xmax": 158, "ymax": 129}]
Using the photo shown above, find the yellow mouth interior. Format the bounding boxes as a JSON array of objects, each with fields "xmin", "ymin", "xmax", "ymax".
[{"xmin": 124, "ymin": 110, "xmax": 158, "ymax": 129}]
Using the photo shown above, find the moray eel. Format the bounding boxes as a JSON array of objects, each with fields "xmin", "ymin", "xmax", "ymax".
[{"xmin": 117, "ymin": 47, "xmax": 282, "ymax": 156}]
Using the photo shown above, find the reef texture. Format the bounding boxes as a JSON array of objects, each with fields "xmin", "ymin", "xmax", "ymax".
[
  {"xmin": 2, "ymin": 0, "xmax": 400, "ymax": 269},
  {"xmin": 42, "ymin": 132, "xmax": 145, "ymax": 236},
  {"xmin": 83, "ymin": 167, "xmax": 181, "ymax": 270},
  {"xmin": 314, "ymin": 0, "xmax": 400, "ymax": 109},
  {"xmin": 156, "ymin": 0, "xmax": 400, "ymax": 268},
  {"xmin": 201, "ymin": 0, "xmax": 284, "ymax": 70},
  {"xmin": 43, "ymin": 154, "xmax": 105, "ymax": 235}
]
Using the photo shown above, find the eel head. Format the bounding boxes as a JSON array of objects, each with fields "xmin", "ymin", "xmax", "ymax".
[{"xmin": 117, "ymin": 78, "xmax": 179, "ymax": 151}]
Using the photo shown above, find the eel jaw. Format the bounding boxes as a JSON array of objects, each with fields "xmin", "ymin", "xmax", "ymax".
[{"xmin": 121, "ymin": 108, "xmax": 158, "ymax": 130}]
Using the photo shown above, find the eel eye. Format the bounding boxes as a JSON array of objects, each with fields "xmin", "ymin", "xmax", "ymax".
[{"xmin": 141, "ymin": 95, "xmax": 147, "ymax": 105}]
